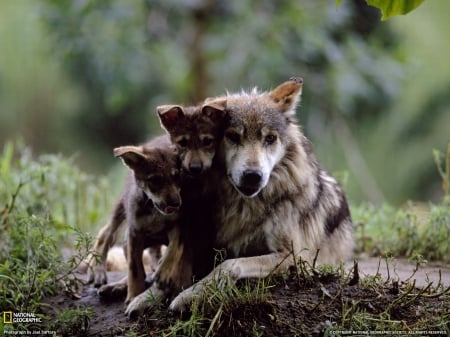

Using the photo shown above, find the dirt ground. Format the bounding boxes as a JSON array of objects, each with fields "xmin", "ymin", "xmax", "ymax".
[{"xmin": 44, "ymin": 258, "xmax": 450, "ymax": 336}]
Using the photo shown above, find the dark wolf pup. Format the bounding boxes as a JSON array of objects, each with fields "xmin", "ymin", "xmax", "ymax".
[
  {"xmin": 169, "ymin": 78, "xmax": 354, "ymax": 311},
  {"xmin": 124, "ymin": 101, "xmax": 227, "ymax": 318},
  {"xmin": 157, "ymin": 99, "xmax": 227, "ymax": 176}
]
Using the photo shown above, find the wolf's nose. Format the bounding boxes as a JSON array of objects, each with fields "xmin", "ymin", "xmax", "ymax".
[
  {"xmin": 242, "ymin": 169, "xmax": 263, "ymax": 186},
  {"xmin": 189, "ymin": 162, "xmax": 203, "ymax": 175}
]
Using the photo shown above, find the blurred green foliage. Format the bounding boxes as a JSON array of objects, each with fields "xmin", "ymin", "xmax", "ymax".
[
  {"xmin": 352, "ymin": 196, "xmax": 450, "ymax": 263},
  {"xmin": 0, "ymin": 142, "xmax": 112, "ymax": 321},
  {"xmin": 0, "ymin": 0, "xmax": 449, "ymax": 204}
]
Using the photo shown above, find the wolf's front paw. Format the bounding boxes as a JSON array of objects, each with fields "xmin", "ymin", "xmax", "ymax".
[
  {"xmin": 169, "ymin": 288, "xmax": 195, "ymax": 312},
  {"xmin": 125, "ymin": 291, "xmax": 151, "ymax": 320},
  {"xmin": 98, "ymin": 282, "xmax": 127, "ymax": 300},
  {"xmin": 87, "ymin": 265, "xmax": 107, "ymax": 287}
]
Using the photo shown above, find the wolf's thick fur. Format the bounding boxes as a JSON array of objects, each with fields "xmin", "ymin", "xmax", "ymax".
[{"xmin": 169, "ymin": 78, "xmax": 354, "ymax": 311}]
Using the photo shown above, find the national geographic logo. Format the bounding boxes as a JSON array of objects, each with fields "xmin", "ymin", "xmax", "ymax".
[
  {"xmin": 3, "ymin": 311, "xmax": 13, "ymax": 324},
  {"xmin": 2, "ymin": 311, "xmax": 42, "ymax": 324}
]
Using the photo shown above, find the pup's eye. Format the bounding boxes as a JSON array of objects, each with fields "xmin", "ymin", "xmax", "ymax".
[
  {"xmin": 147, "ymin": 175, "xmax": 164, "ymax": 186},
  {"xmin": 226, "ymin": 131, "xmax": 240, "ymax": 145},
  {"xmin": 177, "ymin": 139, "xmax": 188, "ymax": 148},
  {"xmin": 264, "ymin": 134, "xmax": 277, "ymax": 145},
  {"xmin": 202, "ymin": 137, "xmax": 214, "ymax": 147}
]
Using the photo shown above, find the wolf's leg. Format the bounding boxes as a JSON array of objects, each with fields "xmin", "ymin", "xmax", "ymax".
[
  {"xmin": 87, "ymin": 200, "xmax": 125, "ymax": 286},
  {"xmin": 125, "ymin": 228, "xmax": 146, "ymax": 304},
  {"xmin": 147, "ymin": 244, "xmax": 163, "ymax": 272},
  {"xmin": 125, "ymin": 226, "xmax": 193, "ymax": 319},
  {"xmin": 169, "ymin": 253, "xmax": 292, "ymax": 311}
]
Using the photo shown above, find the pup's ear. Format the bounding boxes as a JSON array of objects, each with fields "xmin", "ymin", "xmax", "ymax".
[
  {"xmin": 114, "ymin": 146, "xmax": 147, "ymax": 172},
  {"xmin": 157, "ymin": 105, "xmax": 185, "ymax": 131},
  {"xmin": 268, "ymin": 77, "xmax": 303, "ymax": 115},
  {"xmin": 202, "ymin": 98, "xmax": 227, "ymax": 120}
]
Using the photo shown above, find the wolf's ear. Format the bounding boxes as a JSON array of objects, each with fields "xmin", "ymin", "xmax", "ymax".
[
  {"xmin": 114, "ymin": 146, "xmax": 146, "ymax": 172},
  {"xmin": 269, "ymin": 77, "xmax": 303, "ymax": 115},
  {"xmin": 202, "ymin": 98, "xmax": 227, "ymax": 120},
  {"xmin": 157, "ymin": 105, "xmax": 184, "ymax": 131}
]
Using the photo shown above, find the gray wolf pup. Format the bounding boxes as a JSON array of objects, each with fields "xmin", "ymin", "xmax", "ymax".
[
  {"xmin": 169, "ymin": 78, "xmax": 354, "ymax": 311},
  {"xmin": 157, "ymin": 99, "xmax": 227, "ymax": 176},
  {"xmin": 87, "ymin": 135, "xmax": 182, "ymax": 305}
]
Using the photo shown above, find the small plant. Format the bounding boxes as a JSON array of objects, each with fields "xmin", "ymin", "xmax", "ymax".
[
  {"xmin": 49, "ymin": 307, "xmax": 93, "ymax": 337},
  {"xmin": 433, "ymin": 143, "xmax": 450, "ymax": 196}
]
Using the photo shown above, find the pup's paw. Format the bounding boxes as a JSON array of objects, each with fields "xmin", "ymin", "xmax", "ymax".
[
  {"xmin": 169, "ymin": 288, "xmax": 195, "ymax": 312},
  {"xmin": 98, "ymin": 282, "xmax": 127, "ymax": 300},
  {"xmin": 125, "ymin": 291, "xmax": 151, "ymax": 320},
  {"xmin": 88, "ymin": 266, "xmax": 107, "ymax": 287}
]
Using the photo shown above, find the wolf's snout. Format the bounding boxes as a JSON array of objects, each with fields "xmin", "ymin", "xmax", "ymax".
[
  {"xmin": 163, "ymin": 197, "xmax": 181, "ymax": 214},
  {"xmin": 188, "ymin": 162, "xmax": 203, "ymax": 175},
  {"xmin": 235, "ymin": 169, "xmax": 264, "ymax": 197},
  {"xmin": 242, "ymin": 169, "xmax": 263, "ymax": 186}
]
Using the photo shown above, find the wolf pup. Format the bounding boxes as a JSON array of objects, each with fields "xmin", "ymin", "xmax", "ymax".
[
  {"xmin": 157, "ymin": 99, "xmax": 227, "ymax": 176},
  {"xmin": 87, "ymin": 135, "xmax": 182, "ymax": 305},
  {"xmin": 169, "ymin": 78, "xmax": 355, "ymax": 311},
  {"xmin": 123, "ymin": 101, "xmax": 227, "ymax": 318}
]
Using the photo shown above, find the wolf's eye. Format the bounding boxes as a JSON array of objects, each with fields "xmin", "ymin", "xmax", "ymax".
[
  {"xmin": 177, "ymin": 139, "xmax": 188, "ymax": 148},
  {"xmin": 202, "ymin": 137, "xmax": 213, "ymax": 147},
  {"xmin": 225, "ymin": 131, "xmax": 240, "ymax": 145},
  {"xmin": 147, "ymin": 175, "xmax": 164, "ymax": 186},
  {"xmin": 264, "ymin": 134, "xmax": 277, "ymax": 145}
]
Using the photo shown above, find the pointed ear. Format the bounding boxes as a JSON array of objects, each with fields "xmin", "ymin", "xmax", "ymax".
[
  {"xmin": 268, "ymin": 77, "xmax": 303, "ymax": 115},
  {"xmin": 114, "ymin": 146, "xmax": 147, "ymax": 172},
  {"xmin": 156, "ymin": 105, "xmax": 184, "ymax": 131},
  {"xmin": 201, "ymin": 98, "xmax": 227, "ymax": 120}
]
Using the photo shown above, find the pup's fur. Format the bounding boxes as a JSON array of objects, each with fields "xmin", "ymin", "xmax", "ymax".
[
  {"xmin": 169, "ymin": 78, "xmax": 354, "ymax": 311},
  {"xmin": 87, "ymin": 135, "xmax": 182, "ymax": 305},
  {"xmin": 124, "ymin": 102, "xmax": 227, "ymax": 318},
  {"xmin": 157, "ymin": 99, "xmax": 227, "ymax": 176}
]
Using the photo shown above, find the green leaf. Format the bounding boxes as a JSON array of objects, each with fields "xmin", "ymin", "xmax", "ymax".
[
  {"xmin": 365, "ymin": 0, "xmax": 425, "ymax": 20},
  {"xmin": 335, "ymin": 0, "xmax": 343, "ymax": 8}
]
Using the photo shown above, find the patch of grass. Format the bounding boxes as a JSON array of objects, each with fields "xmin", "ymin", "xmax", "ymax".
[
  {"xmin": 0, "ymin": 142, "xmax": 112, "ymax": 331},
  {"xmin": 352, "ymin": 145, "xmax": 450, "ymax": 263},
  {"xmin": 153, "ymin": 275, "xmax": 274, "ymax": 337},
  {"xmin": 352, "ymin": 197, "xmax": 450, "ymax": 263},
  {"xmin": 47, "ymin": 306, "xmax": 93, "ymax": 337}
]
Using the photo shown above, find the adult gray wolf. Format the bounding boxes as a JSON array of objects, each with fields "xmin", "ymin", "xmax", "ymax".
[{"xmin": 169, "ymin": 78, "xmax": 354, "ymax": 311}]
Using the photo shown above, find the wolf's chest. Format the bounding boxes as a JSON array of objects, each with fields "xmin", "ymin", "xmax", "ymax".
[{"xmin": 215, "ymin": 200, "xmax": 271, "ymax": 258}]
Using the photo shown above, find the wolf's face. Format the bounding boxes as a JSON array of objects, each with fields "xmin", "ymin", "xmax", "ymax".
[
  {"xmin": 157, "ymin": 100, "xmax": 227, "ymax": 177},
  {"xmin": 114, "ymin": 143, "xmax": 182, "ymax": 216},
  {"xmin": 222, "ymin": 78, "xmax": 303, "ymax": 197}
]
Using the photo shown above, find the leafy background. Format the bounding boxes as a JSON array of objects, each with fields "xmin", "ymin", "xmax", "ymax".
[{"xmin": 0, "ymin": 0, "xmax": 449, "ymax": 206}]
